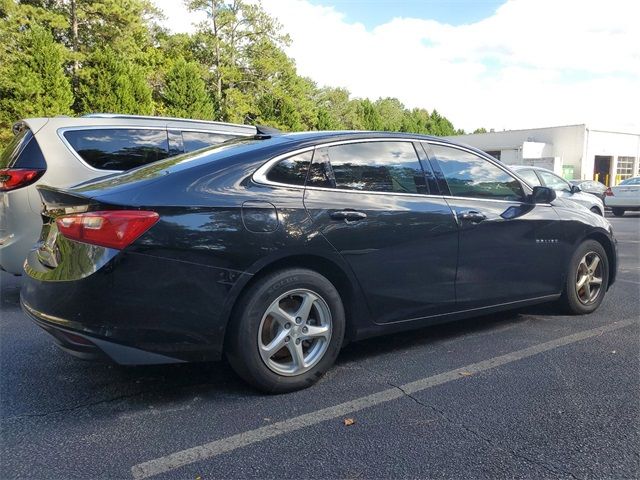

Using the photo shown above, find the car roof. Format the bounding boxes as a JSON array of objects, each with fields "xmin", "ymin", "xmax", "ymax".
[
  {"xmin": 267, "ymin": 130, "xmax": 490, "ymax": 155},
  {"xmin": 510, "ymin": 165, "xmax": 556, "ymax": 174},
  {"xmin": 18, "ymin": 114, "xmax": 258, "ymax": 136}
]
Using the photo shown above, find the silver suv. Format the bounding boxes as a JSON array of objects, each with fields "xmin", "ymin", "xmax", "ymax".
[{"xmin": 0, "ymin": 114, "xmax": 257, "ymax": 274}]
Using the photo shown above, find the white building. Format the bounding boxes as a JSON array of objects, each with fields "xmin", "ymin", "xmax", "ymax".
[{"xmin": 445, "ymin": 124, "xmax": 640, "ymax": 186}]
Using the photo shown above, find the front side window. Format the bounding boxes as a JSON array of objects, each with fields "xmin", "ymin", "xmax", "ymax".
[
  {"xmin": 266, "ymin": 151, "xmax": 313, "ymax": 186},
  {"xmin": 182, "ymin": 131, "xmax": 237, "ymax": 153},
  {"xmin": 517, "ymin": 169, "xmax": 541, "ymax": 187},
  {"xmin": 430, "ymin": 144, "xmax": 525, "ymax": 201},
  {"xmin": 538, "ymin": 170, "xmax": 571, "ymax": 192},
  {"xmin": 63, "ymin": 128, "xmax": 170, "ymax": 171},
  {"xmin": 326, "ymin": 141, "xmax": 425, "ymax": 194}
]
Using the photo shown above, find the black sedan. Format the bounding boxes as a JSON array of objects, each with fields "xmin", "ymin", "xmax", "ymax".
[{"xmin": 21, "ymin": 131, "xmax": 617, "ymax": 393}]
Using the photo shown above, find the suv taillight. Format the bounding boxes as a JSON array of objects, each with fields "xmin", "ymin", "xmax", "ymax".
[
  {"xmin": 604, "ymin": 187, "xmax": 613, "ymax": 196},
  {"xmin": 56, "ymin": 211, "xmax": 159, "ymax": 249},
  {"xmin": 0, "ymin": 168, "xmax": 45, "ymax": 192}
]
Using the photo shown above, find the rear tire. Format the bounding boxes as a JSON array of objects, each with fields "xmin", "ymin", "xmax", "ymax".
[
  {"xmin": 611, "ymin": 208, "xmax": 625, "ymax": 217},
  {"xmin": 226, "ymin": 268, "xmax": 345, "ymax": 393},
  {"xmin": 558, "ymin": 240, "xmax": 609, "ymax": 315}
]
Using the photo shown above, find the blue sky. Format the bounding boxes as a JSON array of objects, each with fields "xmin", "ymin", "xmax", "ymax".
[
  {"xmin": 154, "ymin": 0, "xmax": 640, "ymax": 132},
  {"xmin": 307, "ymin": 0, "xmax": 506, "ymax": 28}
]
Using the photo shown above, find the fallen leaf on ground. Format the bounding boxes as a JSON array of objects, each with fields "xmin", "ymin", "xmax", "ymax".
[
  {"xmin": 343, "ymin": 418, "xmax": 355, "ymax": 426},
  {"xmin": 458, "ymin": 371, "xmax": 473, "ymax": 377}
]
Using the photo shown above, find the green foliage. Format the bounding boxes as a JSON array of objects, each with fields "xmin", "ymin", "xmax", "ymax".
[
  {"xmin": 0, "ymin": 0, "xmax": 463, "ymax": 145},
  {"xmin": 77, "ymin": 47, "xmax": 153, "ymax": 115},
  {"xmin": 160, "ymin": 57, "xmax": 214, "ymax": 119},
  {"xmin": 0, "ymin": 23, "xmax": 72, "ymax": 143},
  {"xmin": 473, "ymin": 127, "xmax": 488, "ymax": 134}
]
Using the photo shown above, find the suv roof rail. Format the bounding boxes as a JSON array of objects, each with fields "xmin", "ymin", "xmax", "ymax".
[{"xmin": 82, "ymin": 113, "xmax": 256, "ymax": 130}]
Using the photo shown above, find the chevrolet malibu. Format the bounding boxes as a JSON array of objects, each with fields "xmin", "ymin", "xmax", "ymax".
[{"xmin": 21, "ymin": 131, "xmax": 617, "ymax": 393}]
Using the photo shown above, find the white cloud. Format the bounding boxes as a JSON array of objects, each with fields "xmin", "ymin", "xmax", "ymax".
[{"xmin": 153, "ymin": 0, "xmax": 640, "ymax": 132}]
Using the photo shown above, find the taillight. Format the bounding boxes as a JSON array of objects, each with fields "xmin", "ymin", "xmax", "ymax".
[
  {"xmin": 56, "ymin": 211, "xmax": 159, "ymax": 249},
  {"xmin": 0, "ymin": 168, "xmax": 45, "ymax": 192},
  {"xmin": 605, "ymin": 187, "xmax": 613, "ymax": 196}
]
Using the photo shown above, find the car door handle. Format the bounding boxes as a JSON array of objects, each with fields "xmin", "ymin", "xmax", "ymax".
[
  {"xmin": 458, "ymin": 210, "xmax": 486, "ymax": 223},
  {"xmin": 329, "ymin": 210, "xmax": 367, "ymax": 222}
]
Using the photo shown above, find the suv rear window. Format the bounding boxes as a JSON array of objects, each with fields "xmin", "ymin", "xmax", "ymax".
[
  {"xmin": 63, "ymin": 128, "xmax": 170, "ymax": 171},
  {"xmin": 182, "ymin": 131, "xmax": 237, "ymax": 153},
  {"xmin": 1, "ymin": 128, "xmax": 47, "ymax": 169}
]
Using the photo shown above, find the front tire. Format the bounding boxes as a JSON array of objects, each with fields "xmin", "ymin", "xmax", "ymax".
[
  {"xmin": 559, "ymin": 240, "xmax": 609, "ymax": 315},
  {"xmin": 611, "ymin": 208, "xmax": 625, "ymax": 217},
  {"xmin": 226, "ymin": 268, "xmax": 345, "ymax": 393}
]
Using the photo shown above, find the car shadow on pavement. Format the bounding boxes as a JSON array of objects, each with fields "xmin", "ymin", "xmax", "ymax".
[
  {"xmin": 336, "ymin": 309, "xmax": 532, "ymax": 365},
  {"xmin": 75, "ymin": 309, "xmax": 536, "ymax": 408}
]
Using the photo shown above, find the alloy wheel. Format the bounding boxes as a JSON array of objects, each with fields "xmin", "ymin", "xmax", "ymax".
[
  {"xmin": 257, "ymin": 289, "xmax": 332, "ymax": 376},
  {"xmin": 575, "ymin": 252, "xmax": 604, "ymax": 305}
]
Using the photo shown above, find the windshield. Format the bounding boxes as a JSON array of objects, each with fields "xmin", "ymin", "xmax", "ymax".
[{"xmin": 620, "ymin": 177, "xmax": 640, "ymax": 185}]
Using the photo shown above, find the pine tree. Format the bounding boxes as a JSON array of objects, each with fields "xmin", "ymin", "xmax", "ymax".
[
  {"xmin": 0, "ymin": 24, "xmax": 72, "ymax": 143},
  {"xmin": 161, "ymin": 57, "xmax": 214, "ymax": 120},
  {"xmin": 77, "ymin": 47, "xmax": 153, "ymax": 115}
]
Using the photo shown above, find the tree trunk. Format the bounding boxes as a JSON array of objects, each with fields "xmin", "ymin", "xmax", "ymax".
[
  {"xmin": 71, "ymin": 0, "xmax": 79, "ymax": 101},
  {"xmin": 212, "ymin": 0, "xmax": 223, "ymax": 120}
]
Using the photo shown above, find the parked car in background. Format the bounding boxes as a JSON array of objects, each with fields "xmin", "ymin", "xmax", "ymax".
[
  {"xmin": 605, "ymin": 176, "xmax": 640, "ymax": 216},
  {"xmin": 570, "ymin": 179, "xmax": 608, "ymax": 201},
  {"xmin": 0, "ymin": 114, "xmax": 258, "ymax": 275},
  {"xmin": 21, "ymin": 131, "xmax": 617, "ymax": 393},
  {"xmin": 511, "ymin": 165, "xmax": 604, "ymax": 215}
]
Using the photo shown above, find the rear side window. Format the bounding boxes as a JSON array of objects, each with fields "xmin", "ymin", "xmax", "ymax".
[
  {"xmin": 1, "ymin": 128, "xmax": 46, "ymax": 169},
  {"xmin": 430, "ymin": 144, "xmax": 525, "ymax": 201},
  {"xmin": 517, "ymin": 169, "xmax": 541, "ymax": 187},
  {"xmin": 266, "ymin": 151, "xmax": 313, "ymax": 186},
  {"xmin": 182, "ymin": 131, "xmax": 237, "ymax": 153},
  {"xmin": 325, "ymin": 141, "xmax": 426, "ymax": 194},
  {"xmin": 63, "ymin": 129, "xmax": 170, "ymax": 171}
]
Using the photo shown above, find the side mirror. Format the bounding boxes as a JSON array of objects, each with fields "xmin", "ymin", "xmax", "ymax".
[
  {"xmin": 570, "ymin": 185, "xmax": 581, "ymax": 194},
  {"xmin": 531, "ymin": 186, "xmax": 557, "ymax": 204}
]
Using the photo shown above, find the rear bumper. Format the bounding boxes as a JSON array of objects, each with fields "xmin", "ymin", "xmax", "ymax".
[
  {"xmin": 0, "ymin": 192, "xmax": 42, "ymax": 275},
  {"xmin": 605, "ymin": 198, "xmax": 640, "ymax": 208},
  {"xmin": 21, "ymin": 250, "xmax": 252, "ymax": 364},
  {"xmin": 22, "ymin": 300, "xmax": 186, "ymax": 364}
]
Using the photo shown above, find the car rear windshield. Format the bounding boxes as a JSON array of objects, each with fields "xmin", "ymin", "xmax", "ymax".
[
  {"xmin": 63, "ymin": 128, "xmax": 171, "ymax": 171},
  {"xmin": 0, "ymin": 128, "xmax": 47, "ymax": 169}
]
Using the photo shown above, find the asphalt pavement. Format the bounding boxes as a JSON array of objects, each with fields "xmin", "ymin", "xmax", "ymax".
[{"xmin": 1, "ymin": 213, "xmax": 638, "ymax": 479}]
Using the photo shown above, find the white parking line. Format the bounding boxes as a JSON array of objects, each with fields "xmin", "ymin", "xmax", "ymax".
[{"xmin": 131, "ymin": 318, "xmax": 637, "ymax": 479}]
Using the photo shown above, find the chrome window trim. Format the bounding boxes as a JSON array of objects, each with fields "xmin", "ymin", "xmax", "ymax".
[
  {"xmin": 252, "ymin": 140, "xmax": 533, "ymax": 204},
  {"xmin": 252, "ymin": 146, "xmax": 317, "ymax": 189},
  {"xmin": 253, "ymin": 138, "xmax": 424, "ymax": 192}
]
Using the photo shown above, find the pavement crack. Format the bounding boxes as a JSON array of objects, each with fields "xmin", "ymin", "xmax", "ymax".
[
  {"xmin": 363, "ymin": 366, "xmax": 582, "ymax": 480},
  {"xmin": 3, "ymin": 381, "xmax": 212, "ymax": 422}
]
